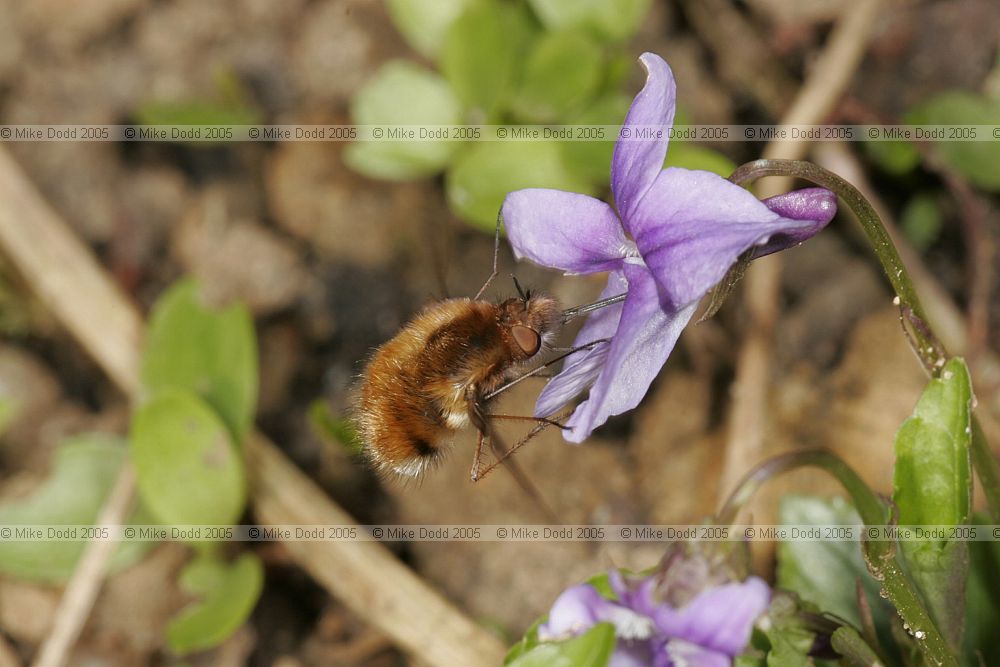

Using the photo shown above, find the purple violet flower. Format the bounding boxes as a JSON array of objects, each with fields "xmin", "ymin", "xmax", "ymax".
[
  {"xmin": 501, "ymin": 53, "xmax": 837, "ymax": 442},
  {"xmin": 538, "ymin": 570, "xmax": 770, "ymax": 666}
]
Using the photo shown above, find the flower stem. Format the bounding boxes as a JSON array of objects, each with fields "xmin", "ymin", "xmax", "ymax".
[
  {"xmin": 716, "ymin": 449, "xmax": 957, "ymax": 667},
  {"xmin": 729, "ymin": 159, "xmax": 937, "ymax": 368},
  {"xmin": 730, "ymin": 158, "xmax": 1000, "ymax": 522},
  {"xmin": 831, "ymin": 626, "xmax": 886, "ymax": 667},
  {"xmin": 715, "ymin": 449, "xmax": 883, "ymax": 526}
]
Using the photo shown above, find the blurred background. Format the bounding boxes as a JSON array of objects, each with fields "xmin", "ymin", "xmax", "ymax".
[{"xmin": 0, "ymin": 0, "xmax": 999, "ymax": 665}]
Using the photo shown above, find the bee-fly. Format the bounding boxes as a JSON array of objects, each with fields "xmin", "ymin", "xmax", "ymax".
[{"xmin": 353, "ymin": 218, "xmax": 622, "ymax": 518}]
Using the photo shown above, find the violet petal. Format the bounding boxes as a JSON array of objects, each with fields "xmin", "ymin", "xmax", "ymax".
[
  {"xmin": 611, "ymin": 53, "xmax": 676, "ymax": 223},
  {"xmin": 538, "ymin": 585, "xmax": 610, "ymax": 641},
  {"xmin": 751, "ymin": 187, "xmax": 838, "ymax": 258},
  {"xmin": 627, "ymin": 168, "xmax": 830, "ymax": 309},
  {"xmin": 661, "ymin": 640, "xmax": 733, "ymax": 667},
  {"xmin": 650, "ymin": 577, "xmax": 770, "ymax": 656},
  {"xmin": 609, "ymin": 641, "xmax": 657, "ymax": 667},
  {"xmin": 563, "ymin": 264, "xmax": 697, "ymax": 442},
  {"xmin": 502, "ymin": 189, "xmax": 628, "ymax": 274},
  {"xmin": 539, "ymin": 583, "xmax": 656, "ymax": 646},
  {"xmin": 534, "ymin": 271, "xmax": 627, "ymax": 419}
]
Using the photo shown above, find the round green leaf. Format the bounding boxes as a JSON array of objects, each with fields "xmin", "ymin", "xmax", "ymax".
[
  {"xmin": 562, "ymin": 93, "xmax": 630, "ymax": 182},
  {"xmin": 0, "ymin": 435, "xmax": 151, "ymax": 583},
  {"xmin": 776, "ymin": 495, "xmax": 888, "ymax": 631},
  {"xmin": 664, "ymin": 142, "xmax": 737, "ymax": 179},
  {"xmin": 447, "ymin": 140, "xmax": 597, "ymax": 230},
  {"xmin": 900, "ymin": 193, "xmax": 943, "ymax": 251},
  {"xmin": 863, "ymin": 139, "xmax": 920, "ymax": 176},
  {"xmin": 511, "ymin": 29, "xmax": 604, "ymax": 123},
  {"xmin": 131, "ymin": 389, "xmax": 246, "ymax": 526},
  {"xmin": 142, "ymin": 279, "xmax": 257, "ymax": 445},
  {"xmin": 906, "ymin": 91, "xmax": 1000, "ymax": 191},
  {"xmin": 167, "ymin": 553, "xmax": 264, "ymax": 655},
  {"xmin": 386, "ymin": 0, "xmax": 476, "ymax": 59},
  {"xmin": 345, "ymin": 61, "xmax": 462, "ymax": 180},
  {"xmin": 506, "ymin": 622, "xmax": 615, "ymax": 667},
  {"xmin": 527, "ymin": 0, "xmax": 651, "ymax": 42},
  {"xmin": 441, "ymin": 0, "xmax": 535, "ymax": 120}
]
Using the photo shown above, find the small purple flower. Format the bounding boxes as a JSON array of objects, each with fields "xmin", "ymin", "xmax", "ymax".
[
  {"xmin": 537, "ymin": 570, "xmax": 770, "ymax": 666},
  {"xmin": 502, "ymin": 53, "xmax": 837, "ymax": 442}
]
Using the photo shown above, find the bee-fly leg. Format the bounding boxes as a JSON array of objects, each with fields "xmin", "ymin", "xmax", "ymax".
[
  {"xmin": 471, "ymin": 429, "xmax": 486, "ymax": 482},
  {"xmin": 466, "ymin": 396, "xmax": 562, "ymax": 523},
  {"xmin": 473, "ymin": 211, "xmax": 503, "ymax": 302},
  {"xmin": 475, "ymin": 407, "xmax": 571, "ymax": 480},
  {"xmin": 466, "ymin": 393, "xmax": 491, "ymax": 482},
  {"xmin": 466, "ymin": 390, "xmax": 489, "ymax": 433}
]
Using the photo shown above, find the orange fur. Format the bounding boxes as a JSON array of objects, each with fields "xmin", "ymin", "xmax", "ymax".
[{"xmin": 355, "ymin": 295, "xmax": 559, "ymax": 477}]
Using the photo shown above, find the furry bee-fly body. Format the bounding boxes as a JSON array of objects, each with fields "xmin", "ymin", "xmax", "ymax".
[{"xmin": 355, "ymin": 291, "xmax": 560, "ymax": 477}]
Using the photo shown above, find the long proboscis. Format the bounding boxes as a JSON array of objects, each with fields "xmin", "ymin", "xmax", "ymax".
[{"xmin": 559, "ymin": 292, "xmax": 627, "ymax": 323}]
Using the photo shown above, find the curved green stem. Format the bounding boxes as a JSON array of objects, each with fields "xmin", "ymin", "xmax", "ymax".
[
  {"xmin": 716, "ymin": 449, "xmax": 958, "ymax": 667},
  {"xmin": 731, "ymin": 158, "xmax": 1000, "ymax": 522},
  {"xmin": 730, "ymin": 159, "xmax": 939, "ymax": 370},
  {"xmin": 716, "ymin": 449, "xmax": 884, "ymax": 527}
]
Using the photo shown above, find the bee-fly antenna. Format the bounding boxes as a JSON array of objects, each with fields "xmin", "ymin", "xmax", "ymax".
[
  {"xmin": 511, "ymin": 274, "xmax": 528, "ymax": 302},
  {"xmin": 474, "ymin": 211, "xmax": 503, "ymax": 301}
]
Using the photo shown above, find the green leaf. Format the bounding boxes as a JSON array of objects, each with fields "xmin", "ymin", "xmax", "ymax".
[
  {"xmin": 664, "ymin": 142, "xmax": 737, "ymax": 178},
  {"xmin": 142, "ymin": 279, "xmax": 257, "ymax": 445},
  {"xmin": 447, "ymin": 140, "xmax": 596, "ymax": 230},
  {"xmin": 0, "ymin": 396, "xmax": 16, "ymax": 436},
  {"xmin": 863, "ymin": 139, "xmax": 920, "ymax": 176},
  {"xmin": 750, "ymin": 592, "xmax": 816, "ymax": 667},
  {"xmin": 504, "ymin": 618, "xmax": 544, "ymax": 664},
  {"xmin": 830, "ymin": 626, "xmax": 883, "ymax": 667},
  {"xmin": 602, "ymin": 53, "xmax": 633, "ymax": 94},
  {"xmin": 894, "ymin": 357, "xmax": 973, "ymax": 527},
  {"xmin": 776, "ymin": 496, "xmax": 892, "ymax": 635},
  {"xmin": 506, "ymin": 623, "xmax": 615, "ymax": 667},
  {"xmin": 440, "ymin": 0, "xmax": 534, "ymax": 120},
  {"xmin": 0, "ymin": 435, "xmax": 151, "ymax": 583},
  {"xmin": 386, "ymin": 0, "xmax": 476, "ymax": 59},
  {"xmin": 584, "ymin": 572, "xmax": 615, "ymax": 599},
  {"xmin": 307, "ymin": 400, "xmax": 362, "ymax": 455},
  {"xmin": 892, "ymin": 357, "xmax": 973, "ymax": 650},
  {"xmin": 562, "ymin": 93, "xmax": 630, "ymax": 182},
  {"xmin": 345, "ymin": 61, "xmax": 463, "ymax": 180},
  {"xmin": 661, "ymin": 107, "xmax": 737, "ymax": 179},
  {"xmin": 511, "ymin": 29, "xmax": 604, "ymax": 123},
  {"xmin": 900, "ymin": 193, "xmax": 943, "ymax": 251},
  {"xmin": 166, "ymin": 552, "xmax": 264, "ymax": 655},
  {"xmin": 527, "ymin": 0, "xmax": 651, "ymax": 42},
  {"xmin": 131, "ymin": 389, "xmax": 246, "ymax": 526},
  {"xmin": 906, "ymin": 91, "xmax": 1000, "ymax": 191},
  {"xmin": 135, "ymin": 71, "xmax": 262, "ymax": 140}
]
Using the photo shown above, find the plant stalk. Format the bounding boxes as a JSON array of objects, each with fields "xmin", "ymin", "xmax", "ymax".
[
  {"xmin": 716, "ymin": 449, "xmax": 957, "ymax": 667},
  {"xmin": 730, "ymin": 158, "xmax": 1000, "ymax": 522}
]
